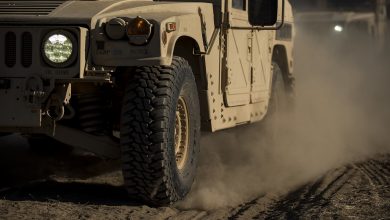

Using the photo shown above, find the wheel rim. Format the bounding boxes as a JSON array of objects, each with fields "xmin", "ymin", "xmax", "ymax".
[{"xmin": 174, "ymin": 96, "xmax": 189, "ymax": 170}]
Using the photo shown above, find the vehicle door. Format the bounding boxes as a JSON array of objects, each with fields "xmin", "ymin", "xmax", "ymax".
[{"xmin": 223, "ymin": 0, "xmax": 252, "ymax": 107}]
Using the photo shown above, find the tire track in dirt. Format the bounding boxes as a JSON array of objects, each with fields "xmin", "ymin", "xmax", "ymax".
[
  {"xmin": 353, "ymin": 155, "xmax": 390, "ymax": 207},
  {"xmin": 356, "ymin": 157, "xmax": 390, "ymax": 186},
  {"xmin": 227, "ymin": 194, "xmax": 269, "ymax": 220},
  {"xmin": 226, "ymin": 155, "xmax": 390, "ymax": 219},
  {"xmin": 227, "ymin": 166, "xmax": 356, "ymax": 219}
]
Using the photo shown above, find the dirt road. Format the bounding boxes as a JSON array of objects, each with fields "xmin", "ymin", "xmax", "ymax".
[{"xmin": 0, "ymin": 134, "xmax": 388, "ymax": 220}]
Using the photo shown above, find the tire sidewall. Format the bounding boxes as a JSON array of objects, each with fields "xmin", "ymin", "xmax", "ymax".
[
  {"xmin": 168, "ymin": 61, "xmax": 200, "ymax": 198},
  {"xmin": 262, "ymin": 63, "xmax": 287, "ymax": 141}
]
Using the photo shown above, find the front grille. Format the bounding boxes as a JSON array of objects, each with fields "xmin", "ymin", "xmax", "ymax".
[
  {"xmin": 0, "ymin": 1, "xmax": 66, "ymax": 16},
  {"xmin": 5, "ymin": 32, "xmax": 16, "ymax": 68},
  {"xmin": 1, "ymin": 26, "xmax": 81, "ymax": 79},
  {"xmin": 21, "ymin": 32, "xmax": 33, "ymax": 67},
  {"xmin": 4, "ymin": 31, "xmax": 33, "ymax": 68}
]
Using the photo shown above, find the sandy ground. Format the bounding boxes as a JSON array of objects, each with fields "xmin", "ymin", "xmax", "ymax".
[{"xmin": 0, "ymin": 134, "xmax": 389, "ymax": 220}]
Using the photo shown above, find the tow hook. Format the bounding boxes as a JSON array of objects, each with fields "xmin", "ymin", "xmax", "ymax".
[
  {"xmin": 46, "ymin": 95, "xmax": 65, "ymax": 121},
  {"xmin": 46, "ymin": 84, "xmax": 72, "ymax": 121}
]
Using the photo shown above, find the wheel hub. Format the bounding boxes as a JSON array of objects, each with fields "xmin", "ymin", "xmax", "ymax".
[{"xmin": 174, "ymin": 96, "xmax": 189, "ymax": 170}]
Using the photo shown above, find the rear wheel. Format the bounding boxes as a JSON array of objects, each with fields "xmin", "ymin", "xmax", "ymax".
[
  {"xmin": 268, "ymin": 62, "xmax": 289, "ymax": 118},
  {"xmin": 262, "ymin": 62, "xmax": 291, "ymax": 141},
  {"xmin": 120, "ymin": 56, "xmax": 200, "ymax": 205}
]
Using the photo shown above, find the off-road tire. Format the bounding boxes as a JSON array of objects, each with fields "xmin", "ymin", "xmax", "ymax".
[
  {"xmin": 261, "ymin": 62, "xmax": 290, "ymax": 141},
  {"xmin": 268, "ymin": 62, "xmax": 289, "ymax": 117},
  {"xmin": 120, "ymin": 56, "xmax": 201, "ymax": 205}
]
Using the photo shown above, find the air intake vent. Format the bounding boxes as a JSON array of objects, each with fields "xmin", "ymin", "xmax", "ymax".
[
  {"xmin": 21, "ymin": 32, "xmax": 32, "ymax": 68},
  {"xmin": 5, "ymin": 32, "xmax": 16, "ymax": 68},
  {"xmin": 0, "ymin": 1, "xmax": 66, "ymax": 16}
]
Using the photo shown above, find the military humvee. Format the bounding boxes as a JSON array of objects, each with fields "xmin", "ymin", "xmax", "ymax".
[{"xmin": 0, "ymin": 0, "xmax": 294, "ymax": 205}]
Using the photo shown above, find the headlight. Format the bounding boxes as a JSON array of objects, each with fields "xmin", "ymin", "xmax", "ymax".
[
  {"xmin": 126, "ymin": 16, "xmax": 153, "ymax": 45},
  {"xmin": 334, "ymin": 25, "xmax": 343, "ymax": 32},
  {"xmin": 42, "ymin": 30, "xmax": 77, "ymax": 67},
  {"xmin": 105, "ymin": 17, "xmax": 127, "ymax": 40}
]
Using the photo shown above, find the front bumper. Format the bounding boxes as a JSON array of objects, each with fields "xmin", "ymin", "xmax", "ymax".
[
  {"xmin": 0, "ymin": 78, "xmax": 42, "ymax": 127},
  {"xmin": 0, "ymin": 26, "xmax": 88, "ymax": 133}
]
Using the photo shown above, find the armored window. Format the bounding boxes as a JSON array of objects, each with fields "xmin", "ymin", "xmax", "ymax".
[{"xmin": 232, "ymin": 0, "xmax": 246, "ymax": 10}]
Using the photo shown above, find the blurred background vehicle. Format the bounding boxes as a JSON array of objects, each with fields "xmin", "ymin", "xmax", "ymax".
[{"xmin": 292, "ymin": 0, "xmax": 389, "ymax": 52}]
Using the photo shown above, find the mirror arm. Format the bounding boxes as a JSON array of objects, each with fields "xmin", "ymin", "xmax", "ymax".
[{"xmin": 229, "ymin": 0, "xmax": 285, "ymax": 30}]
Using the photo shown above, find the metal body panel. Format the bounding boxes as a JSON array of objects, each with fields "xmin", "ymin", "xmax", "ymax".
[
  {"xmin": 251, "ymin": 30, "xmax": 273, "ymax": 104},
  {"xmin": 274, "ymin": 1, "xmax": 294, "ymax": 75},
  {"xmin": 92, "ymin": 6, "xmax": 214, "ymax": 66},
  {"xmin": 204, "ymin": 0, "xmax": 295, "ymax": 132},
  {"xmin": 223, "ymin": 8, "xmax": 252, "ymax": 107}
]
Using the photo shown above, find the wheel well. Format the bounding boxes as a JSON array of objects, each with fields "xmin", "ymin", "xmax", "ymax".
[
  {"xmin": 173, "ymin": 37, "xmax": 204, "ymax": 85},
  {"xmin": 272, "ymin": 45, "xmax": 290, "ymax": 85},
  {"xmin": 173, "ymin": 36, "xmax": 210, "ymax": 130},
  {"xmin": 272, "ymin": 45, "xmax": 293, "ymax": 92}
]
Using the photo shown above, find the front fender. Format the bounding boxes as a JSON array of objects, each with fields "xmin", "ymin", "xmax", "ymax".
[
  {"xmin": 162, "ymin": 13, "xmax": 206, "ymax": 65},
  {"xmin": 91, "ymin": 3, "xmax": 214, "ymax": 67}
]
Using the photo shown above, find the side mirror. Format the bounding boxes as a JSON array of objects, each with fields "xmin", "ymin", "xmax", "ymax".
[{"xmin": 248, "ymin": 0, "xmax": 278, "ymax": 26}]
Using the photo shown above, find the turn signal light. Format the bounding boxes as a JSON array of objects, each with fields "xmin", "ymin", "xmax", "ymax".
[{"xmin": 127, "ymin": 16, "xmax": 153, "ymax": 45}]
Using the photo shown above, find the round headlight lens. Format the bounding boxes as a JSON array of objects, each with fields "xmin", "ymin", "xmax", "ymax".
[
  {"xmin": 42, "ymin": 30, "xmax": 76, "ymax": 67},
  {"xmin": 127, "ymin": 16, "xmax": 153, "ymax": 45},
  {"xmin": 44, "ymin": 34, "xmax": 72, "ymax": 63}
]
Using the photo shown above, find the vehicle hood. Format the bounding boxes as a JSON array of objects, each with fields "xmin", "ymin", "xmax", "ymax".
[{"xmin": 0, "ymin": 0, "xmax": 197, "ymax": 27}]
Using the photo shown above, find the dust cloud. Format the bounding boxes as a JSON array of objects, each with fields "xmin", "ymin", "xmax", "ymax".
[{"xmin": 179, "ymin": 22, "xmax": 390, "ymax": 210}]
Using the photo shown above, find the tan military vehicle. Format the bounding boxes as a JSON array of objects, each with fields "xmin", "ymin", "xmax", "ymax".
[{"xmin": 0, "ymin": 0, "xmax": 294, "ymax": 205}]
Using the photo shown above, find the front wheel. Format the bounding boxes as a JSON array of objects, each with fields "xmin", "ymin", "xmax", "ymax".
[{"xmin": 120, "ymin": 56, "xmax": 200, "ymax": 205}]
